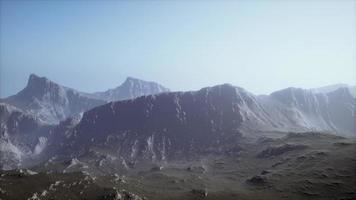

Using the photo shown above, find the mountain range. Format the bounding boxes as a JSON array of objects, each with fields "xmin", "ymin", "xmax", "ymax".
[
  {"xmin": 0, "ymin": 74, "xmax": 355, "ymax": 170},
  {"xmin": 311, "ymin": 84, "xmax": 356, "ymax": 97},
  {"xmin": 1, "ymin": 74, "xmax": 169, "ymax": 124},
  {"xmin": 49, "ymin": 83, "xmax": 354, "ymax": 164}
]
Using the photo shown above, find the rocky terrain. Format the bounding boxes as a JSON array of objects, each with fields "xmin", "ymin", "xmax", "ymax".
[
  {"xmin": 1, "ymin": 132, "xmax": 355, "ymax": 200},
  {"xmin": 0, "ymin": 76, "xmax": 355, "ymax": 200}
]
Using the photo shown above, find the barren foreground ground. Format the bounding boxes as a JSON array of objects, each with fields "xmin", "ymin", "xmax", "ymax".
[{"xmin": 1, "ymin": 132, "xmax": 355, "ymax": 200}]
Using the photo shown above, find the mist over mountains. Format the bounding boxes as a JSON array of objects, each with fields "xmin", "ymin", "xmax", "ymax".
[
  {"xmin": 311, "ymin": 84, "xmax": 356, "ymax": 97},
  {"xmin": 0, "ymin": 74, "xmax": 355, "ymax": 200}
]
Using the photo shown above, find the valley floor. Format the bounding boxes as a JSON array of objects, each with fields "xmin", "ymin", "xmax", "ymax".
[{"xmin": 1, "ymin": 132, "xmax": 356, "ymax": 200}]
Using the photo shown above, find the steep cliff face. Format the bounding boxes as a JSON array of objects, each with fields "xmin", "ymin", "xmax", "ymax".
[
  {"xmin": 62, "ymin": 84, "xmax": 247, "ymax": 160},
  {"xmin": 0, "ymin": 103, "xmax": 40, "ymax": 137},
  {"xmin": 3, "ymin": 74, "xmax": 105, "ymax": 124},
  {"xmin": 0, "ymin": 103, "xmax": 51, "ymax": 170}
]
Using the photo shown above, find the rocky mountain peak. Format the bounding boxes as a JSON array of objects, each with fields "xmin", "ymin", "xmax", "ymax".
[
  {"xmin": 124, "ymin": 76, "xmax": 141, "ymax": 83},
  {"xmin": 27, "ymin": 74, "xmax": 53, "ymax": 88},
  {"xmin": 28, "ymin": 73, "xmax": 48, "ymax": 83},
  {"xmin": 330, "ymin": 87, "xmax": 353, "ymax": 97},
  {"xmin": 92, "ymin": 77, "xmax": 170, "ymax": 102},
  {"xmin": 4, "ymin": 74, "xmax": 105, "ymax": 124},
  {"xmin": 21, "ymin": 74, "xmax": 62, "ymax": 99},
  {"xmin": 206, "ymin": 83, "xmax": 245, "ymax": 94},
  {"xmin": 121, "ymin": 76, "xmax": 168, "ymax": 89},
  {"xmin": 310, "ymin": 84, "xmax": 356, "ymax": 98},
  {"xmin": 270, "ymin": 87, "xmax": 313, "ymax": 105}
]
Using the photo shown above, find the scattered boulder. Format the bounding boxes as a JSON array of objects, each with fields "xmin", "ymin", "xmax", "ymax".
[
  {"xmin": 151, "ymin": 166, "xmax": 163, "ymax": 171},
  {"xmin": 260, "ymin": 170, "xmax": 271, "ymax": 175},
  {"xmin": 0, "ymin": 187, "xmax": 6, "ymax": 195},
  {"xmin": 28, "ymin": 192, "xmax": 40, "ymax": 200},
  {"xmin": 315, "ymin": 151, "xmax": 328, "ymax": 156},
  {"xmin": 127, "ymin": 161, "xmax": 136, "ymax": 169},
  {"xmin": 113, "ymin": 174, "xmax": 126, "ymax": 183},
  {"xmin": 171, "ymin": 179, "xmax": 179, "ymax": 184},
  {"xmin": 246, "ymin": 175, "xmax": 267, "ymax": 185},
  {"xmin": 191, "ymin": 188, "xmax": 208, "ymax": 199},
  {"xmin": 7, "ymin": 169, "xmax": 36, "ymax": 177},
  {"xmin": 186, "ymin": 165, "xmax": 207, "ymax": 174},
  {"xmin": 297, "ymin": 155, "xmax": 307, "ymax": 161},
  {"xmin": 120, "ymin": 190, "xmax": 145, "ymax": 200},
  {"xmin": 102, "ymin": 190, "xmax": 145, "ymax": 200},
  {"xmin": 101, "ymin": 191, "xmax": 119, "ymax": 200}
]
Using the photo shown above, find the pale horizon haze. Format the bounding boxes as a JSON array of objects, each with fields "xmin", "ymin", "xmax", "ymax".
[{"xmin": 1, "ymin": 0, "xmax": 355, "ymax": 97}]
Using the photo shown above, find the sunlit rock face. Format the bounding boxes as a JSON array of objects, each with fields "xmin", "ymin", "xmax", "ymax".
[
  {"xmin": 0, "ymin": 103, "xmax": 49, "ymax": 170},
  {"xmin": 0, "ymin": 103, "xmax": 40, "ymax": 136},
  {"xmin": 2, "ymin": 74, "xmax": 169, "ymax": 125},
  {"xmin": 0, "ymin": 74, "xmax": 172, "ymax": 169},
  {"xmin": 2, "ymin": 74, "xmax": 105, "ymax": 124},
  {"xmin": 91, "ymin": 77, "xmax": 170, "ymax": 102}
]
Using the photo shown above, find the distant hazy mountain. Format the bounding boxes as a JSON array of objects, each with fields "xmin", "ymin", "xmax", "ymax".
[
  {"xmin": 346, "ymin": 85, "xmax": 356, "ymax": 97},
  {"xmin": 310, "ymin": 84, "xmax": 356, "ymax": 98},
  {"xmin": 266, "ymin": 87, "xmax": 356, "ymax": 134},
  {"xmin": 91, "ymin": 77, "xmax": 169, "ymax": 102},
  {"xmin": 1, "ymin": 74, "xmax": 170, "ymax": 124},
  {"xmin": 1, "ymin": 74, "xmax": 105, "ymax": 124},
  {"xmin": 310, "ymin": 84, "xmax": 348, "ymax": 93}
]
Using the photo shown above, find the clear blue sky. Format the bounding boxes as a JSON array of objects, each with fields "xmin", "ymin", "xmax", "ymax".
[{"xmin": 1, "ymin": 0, "xmax": 355, "ymax": 97}]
